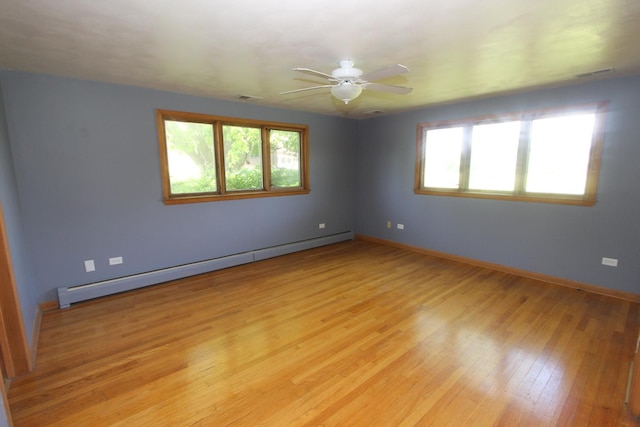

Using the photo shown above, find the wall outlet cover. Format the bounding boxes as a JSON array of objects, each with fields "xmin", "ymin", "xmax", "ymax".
[{"xmin": 109, "ymin": 256, "xmax": 123, "ymax": 265}]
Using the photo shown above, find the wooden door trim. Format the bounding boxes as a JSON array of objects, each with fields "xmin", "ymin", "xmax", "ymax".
[{"xmin": 0, "ymin": 202, "xmax": 31, "ymax": 377}]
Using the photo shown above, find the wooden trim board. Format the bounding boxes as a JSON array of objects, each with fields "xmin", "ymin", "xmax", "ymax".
[
  {"xmin": 38, "ymin": 301, "xmax": 58, "ymax": 312},
  {"xmin": 27, "ymin": 303, "xmax": 56, "ymax": 372},
  {"xmin": 356, "ymin": 234, "xmax": 640, "ymax": 303},
  {"xmin": 0, "ymin": 202, "xmax": 31, "ymax": 376}
]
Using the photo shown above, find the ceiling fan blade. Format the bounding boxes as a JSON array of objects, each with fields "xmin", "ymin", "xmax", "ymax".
[
  {"xmin": 280, "ymin": 84, "xmax": 334, "ymax": 95},
  {"xmin": 293, "ymin": 68, "xmax": 336, "ymax": 81},
  {"xmin": 360, "ymin": 64, "xmax": 409, "ymax": 82},
  {"xmin": 364, "ymin": 82, "xmax": 413, "ymax": 95}
]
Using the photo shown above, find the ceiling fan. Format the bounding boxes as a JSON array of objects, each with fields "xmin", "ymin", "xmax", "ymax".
[{"xmin": 281, "ymin": 59, "xmax": 413, "ymax": 104}]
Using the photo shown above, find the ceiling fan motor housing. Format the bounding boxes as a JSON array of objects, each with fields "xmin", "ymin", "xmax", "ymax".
[{"xmin": 332, "ymin": 60, "xmax": 363, "ymax": 81}]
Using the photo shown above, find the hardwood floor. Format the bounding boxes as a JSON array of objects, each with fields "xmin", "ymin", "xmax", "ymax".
[{"xmin": 8, "ymin": 240, "xmax": 640, "ymax": 426}]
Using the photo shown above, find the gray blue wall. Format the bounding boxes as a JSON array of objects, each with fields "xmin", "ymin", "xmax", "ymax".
[
  {"xmin": 0, "ymin": 400, "xmax": 7, "ymax": 427},
  {"xmin": 0, "ymin": 78, "xmax": 38, "ymax": 348},
  {"xmin": 1, "ymin": 69, "xmax": 639, "ymax": 310},
  {"xmin": 0, "ymin": 71, "xmax": 358, "ymax": 302},
  {"xmin": 357, "ymin": 75, "xmax": 640, "ymax": 294}
]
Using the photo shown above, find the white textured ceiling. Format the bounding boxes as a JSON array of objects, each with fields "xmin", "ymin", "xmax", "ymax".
[{"xmin": 1, "ymin": 0, "xmax": 640, "ymax": 118}]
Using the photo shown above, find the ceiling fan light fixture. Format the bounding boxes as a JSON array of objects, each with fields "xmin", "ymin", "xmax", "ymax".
[
  {"xmin": 283, "ymin": 60, "xmax": 411, "ymax": 105},
  {"xmin": 331, "ymin": 82, "xmax": 362, "ymax": 104}
]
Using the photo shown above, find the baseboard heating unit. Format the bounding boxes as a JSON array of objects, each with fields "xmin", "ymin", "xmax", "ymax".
[{"xmin": 57, "ymin": 231, "xmax": 353, "ymax": 309}]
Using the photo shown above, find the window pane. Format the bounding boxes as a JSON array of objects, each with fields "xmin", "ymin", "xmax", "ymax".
[
  {"xmin": 422, "ymin": 127, "xmax": 463, "ymax": 189},
  {"xmin": 164, "ymin": 120, "xmax": 216, "ymax": 194},
  {"xmin": 270, "ymin": 130, "xmax": 301, "ymax": 188},
  {"xmin": 468, "ymin": 121, "xmax": 521, "ymax": 191},
  {"xmin": 222, "ymin": 125, "xmax": 263, "ymax": 191},
  {"xmin": 526, "ymin": 114, "xmax": 595, "ymax": 195}
]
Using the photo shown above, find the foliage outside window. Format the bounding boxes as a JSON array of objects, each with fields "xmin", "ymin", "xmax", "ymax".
[
  {"xmin": 157, "ymin": 110, "xmax": 309, "ymax": 204},
  {"xmin": 414, "ymin": 102, "xmax": 609, "ymax": 206}
]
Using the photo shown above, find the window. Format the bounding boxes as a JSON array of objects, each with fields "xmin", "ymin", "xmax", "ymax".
[
  {"xmin": 157, "ymin": 110, "xmax": 309, "ymax": 203},
  {"xmin": 415, "ymin": 102, "xmax": 608, "ymax": 205}
]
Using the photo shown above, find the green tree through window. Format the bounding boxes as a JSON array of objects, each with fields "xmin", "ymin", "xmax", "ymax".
[
  {"xmin": 157, "ymin": 110, "xmax": 309, "ymax": 204},
  {"xmin": 270, "ymin": 129, "xmax": 301, "ymax": 188},
  {"xmin": 223, "ymin": 125, "xmax": 263, "ymax": 191},
  {"xmin": 165, "ymin": 120, "xmax": 216, "ymax": 194}
]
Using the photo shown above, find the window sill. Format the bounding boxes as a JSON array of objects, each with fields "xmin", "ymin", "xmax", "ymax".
[
  {"xmin": 163, "ymin": 188, "xmax": 311, "ymax": 205},
  {"xmin": 414, "ymin": 189, "xmax": 596, "ymax": 206}
]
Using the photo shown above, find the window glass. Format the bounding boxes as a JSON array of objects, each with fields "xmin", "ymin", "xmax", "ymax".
[
  {"xmin": 526, "ymin": 114, "xmax": 595, "ymax": 195},
  {"xmin": 165, "ymin": 120, "xmax": 216, "ymax": 194},
  {"xmin": 469, "ymin": 121, "xmax": 521, "ymax": 192},
  {"xmin": 422, "ymin": 127, "xmax": 464, "ymax": 189},
  {"xmin": 270, "ymin": 129, "xmax": 301, "ymax": 188},
  {"xmin": 157, "ymin": 110, "xmax": 309, "ymax": 204},
  {"xmin": 414, "ymin": 102, "xmax": 607, "ymax": 205},
  {"xmin": 222, "ymin": 125, "xmax": 263, "ymax": 191}
]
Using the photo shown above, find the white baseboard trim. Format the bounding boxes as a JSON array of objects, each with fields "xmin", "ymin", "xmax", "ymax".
[{"xmin": 57, "ymin": 232, "xmax": 353, "ymax": 309}]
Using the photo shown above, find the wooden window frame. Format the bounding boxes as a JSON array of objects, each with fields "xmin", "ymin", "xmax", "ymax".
[
  {"xmin": 414, "ymin": 102, "xmax": 609, "ymax": 206},
  {"xmin": 157, "ymin": 110, "xmax": 310, "ymax": 204}
]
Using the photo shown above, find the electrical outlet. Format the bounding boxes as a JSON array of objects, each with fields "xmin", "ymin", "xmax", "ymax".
[
  {"xmin": 84, "ymin": 259, "xmax": 95, "ymax": 272},
  {"xmin": 386, "ymin": 220, "xmax": 391, "ymax": 229},
  {"xmin": 397, "ymin": 224, "xmax": 404, "ymax": 230},
  {"xmin": 109, "ymin": 256, "xmax": 123, "ymax": 265},
  {"xmin": 319, "ymin": 223, "xmax": 326, "ymax": 229},
  {"xmin": 601, "ymin": 257, "xmax": 618, "ymax": 267}
]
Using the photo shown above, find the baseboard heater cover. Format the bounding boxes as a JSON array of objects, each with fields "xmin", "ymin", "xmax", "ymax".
[{"xmin": 57, "ymin": 231, "xmax": 353, "ymax": 309}]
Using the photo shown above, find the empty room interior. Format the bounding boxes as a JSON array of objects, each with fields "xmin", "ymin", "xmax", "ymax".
[{"xmin": 1, "ymin": 0, "xmax": 640, "ymax": 425}]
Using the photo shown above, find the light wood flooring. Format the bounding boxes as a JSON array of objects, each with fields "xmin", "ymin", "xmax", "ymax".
[{"xmin": 8, "ymin": 240, "xmax": 640, "ymax": 426}]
